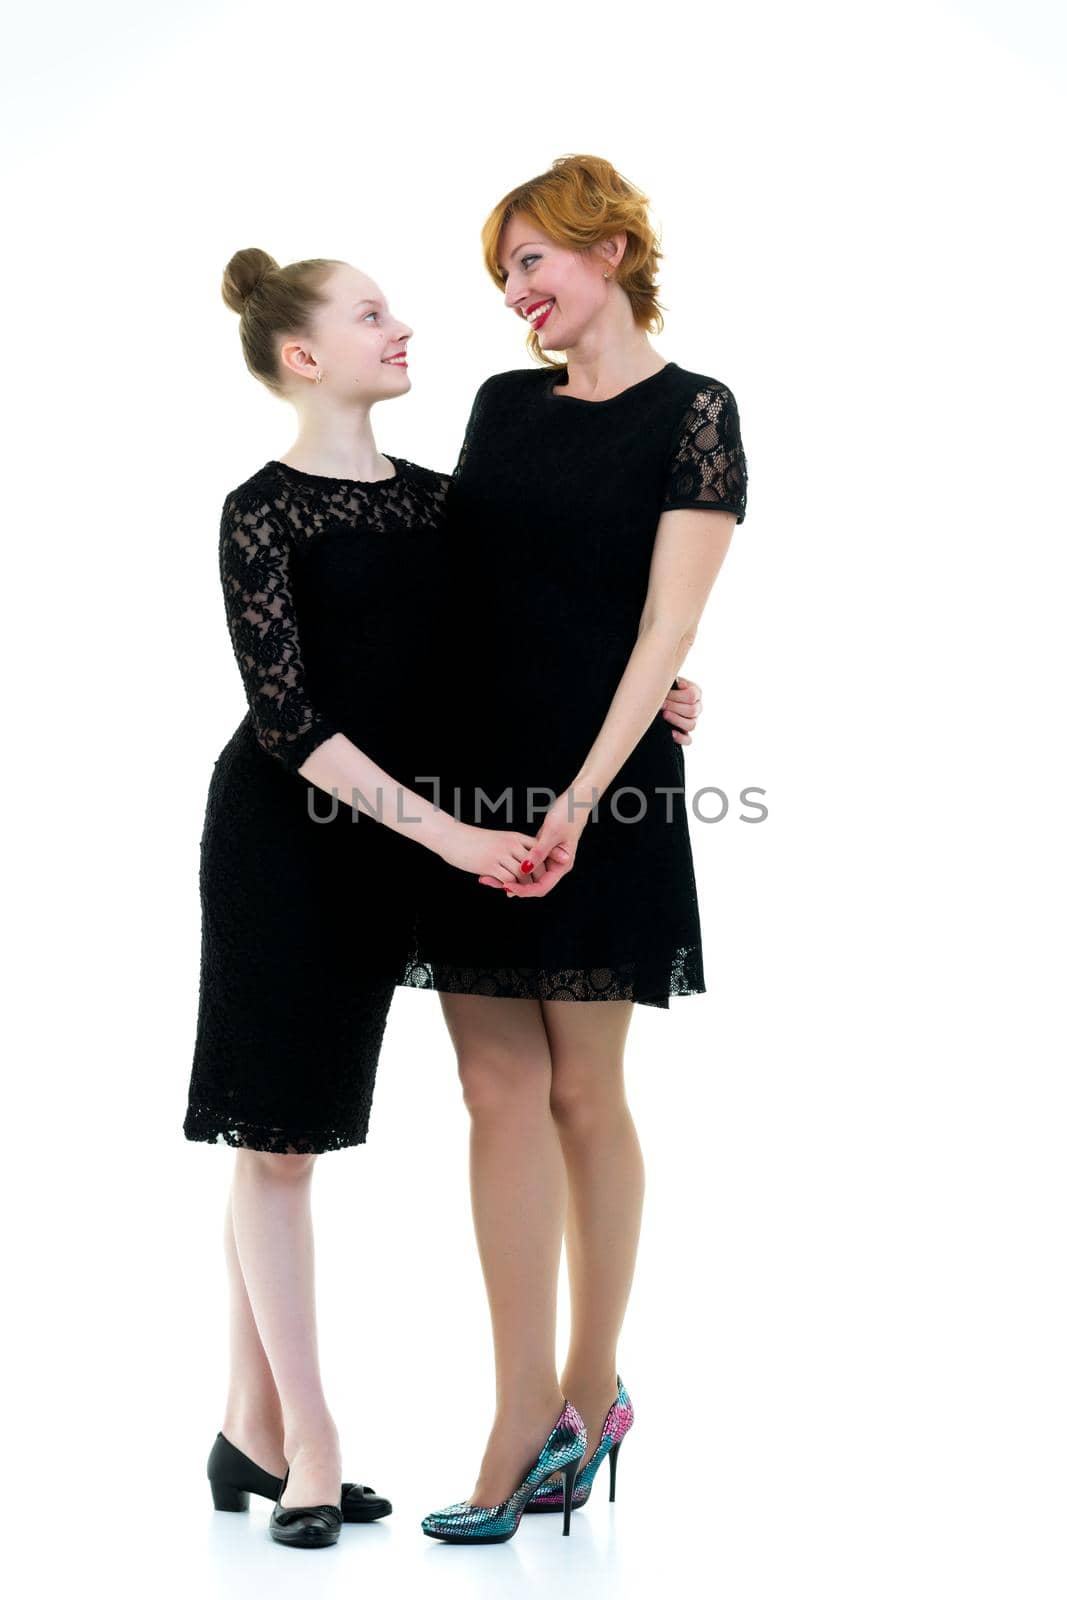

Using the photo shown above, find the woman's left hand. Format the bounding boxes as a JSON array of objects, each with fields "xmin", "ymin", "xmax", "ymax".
[
  {"xmin": 662, "ymin": 676, "xmax": 703, "ymax": 744},
  {"xmin": 478, "ymin": 794, "xmax": 588, "ymax": 898}
]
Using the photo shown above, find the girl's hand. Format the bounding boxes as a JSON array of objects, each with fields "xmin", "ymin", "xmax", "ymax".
[
  {"xmin": 437, "ymin": 821, "xmax": 548, "ymax": 884},
  {"xmin": 662, "ymin": 676, "xmax": 703, "ymax": 744},
  {"xmin": 485, "ymin": 794, "xmax": 587, "ymax": 899}
]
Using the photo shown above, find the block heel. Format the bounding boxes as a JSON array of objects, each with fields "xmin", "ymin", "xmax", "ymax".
[
  {"xmin": 205, "ymin": 1429, "xmax": 392, "ymax": 1522},
  {"xmin": 210, "ymin": 1479, "xmax": 251, "ymax": 1512}
]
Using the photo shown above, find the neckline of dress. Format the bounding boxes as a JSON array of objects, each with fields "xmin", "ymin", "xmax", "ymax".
[
  {"xmin": 545, "ymin": 360, "xmax": 677, "ymax": 405},
  {"xmin": 266, "ymin": 454, "xmax": 402, "ymax": 488}
]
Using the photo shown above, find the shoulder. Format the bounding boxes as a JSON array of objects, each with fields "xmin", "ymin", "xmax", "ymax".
[
  {"xmin": 458, "ymin": 368, "xmax": 553, "ymax": 442},
  {"xmin": 218, "ymin": 467, "xmax": 292, "ymax": 556},
  {"xmin": 467, "ymin": 366, "xmax": 553, "ymax": 405},
  {"xmin": 667, "ymin": 366, "xmax": 742, "ymax": 413},
  {"xmin": 474, "ymin": 366, "xmax": 549, "ymax": 388},
  {"xmin": 663, "ymin": 368, "xmax": 745, "ymax": 445},
  {"xmin": 392, "ymin": 455, "xmax": 452, "ymax": 496},
  {"xmin": 660, "ymin": 367, "xmax": 748, "ymax": 522},
  {"xmin": 223, "ymin": 462, "xmax": 287, "ymax": 514},
  {"xmin": 495, "ymin": 365, "xmax": 557, "ymax": 385}
]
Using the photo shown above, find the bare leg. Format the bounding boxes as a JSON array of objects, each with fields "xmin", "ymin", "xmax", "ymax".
[
  {"xmin": 542, "ymin": 999, "xmax": 642, "ymax": 1471},
  {"xmin": 228, "ymin": 1148, "xmax": 342, "ymax": 1508},
  {"xmin": 220, "ymin": 1183, "xmax": 286, "ymax": 1477},
  {"xmin": 439, "ymin": 993, "xmax": 568, "ymax": 1506}
]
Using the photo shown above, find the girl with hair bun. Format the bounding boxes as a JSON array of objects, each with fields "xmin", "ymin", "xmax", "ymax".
[{"xmin": 185, "ymin": 240, "xmax": 706, "ymax": 1547}]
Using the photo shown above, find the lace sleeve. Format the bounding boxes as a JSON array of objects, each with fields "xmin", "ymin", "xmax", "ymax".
[
  {"xmin": 662, "ymin": 382, "xmax": 748, "ymax": 524},
  {"xmin": 218, "ymin": 488, "xmax": 343, "ymax": 771}
]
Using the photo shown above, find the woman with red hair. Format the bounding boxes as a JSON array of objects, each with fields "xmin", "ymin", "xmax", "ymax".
[
  {"xmin": 406, "ymin": 154, "xmax": 748, "ymax": 1544},
  {"xmin": 183, "ymin": 228, "xmax": 710, "ymax": 1547}
]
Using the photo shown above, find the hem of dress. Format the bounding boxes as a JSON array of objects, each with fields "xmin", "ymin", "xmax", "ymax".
[
  {"xmin": 182, "ymin": 1100, "xmax": 369, "ymax": 1154},
  {"xmin": 396, "ymin": 947, "xmax": 705, "ymax": 1010}
]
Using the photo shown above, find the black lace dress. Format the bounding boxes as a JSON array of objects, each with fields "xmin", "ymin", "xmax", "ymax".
[
  {"xmin": 400, "ymin": 361, "xmax": 748, "ymax": 1010},
  {"xmin": 183, "ymin": 455, "xmax": 449, "ymax": 1154}
]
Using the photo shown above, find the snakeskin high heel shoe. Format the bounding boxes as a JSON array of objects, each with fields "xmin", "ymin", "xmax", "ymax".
[
  {"xmin": 524, "ymin": 1376, "xmax": 634, "ymax": 1513},
  {"xmin": 268, "ymin": 1465, "xmax": 343, "ymax": 1548},
  {"xmin": 421, "ymin": 1400, "xmax": 587, "ymax": 1543},
  {"xmin": 207, "ymin": 1431, "xmax": 392, "ymax": 1521}
]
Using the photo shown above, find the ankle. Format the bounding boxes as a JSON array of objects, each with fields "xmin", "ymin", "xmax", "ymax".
[
  {"xmin": 282, "ymin": 1418, "xmax": 341, "ymax": 1462},
  {"xmin": 493, "ymin": 1381, "xmax": 566, "ymax": 1426},
  {"xmin": 222, "ymin": 1404, "xmax": 284, "ymax": 1444},
  {"xmin": 560, "ymin": 1367, "xmax": 619, "ymax": 1402}
]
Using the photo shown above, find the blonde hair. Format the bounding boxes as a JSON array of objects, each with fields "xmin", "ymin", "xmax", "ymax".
[{"xmin": 481, "ymin": 155, "xmax": 665, "ymax": 367}]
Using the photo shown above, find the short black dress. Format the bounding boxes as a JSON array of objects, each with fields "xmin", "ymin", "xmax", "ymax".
[
  {"xmin": 400, "ymin": 361, "xmax": 748, "ymax": 1010},
  {"xmin": 183, "ymin": 455, "xmax": 449, "ymax": 1154}
]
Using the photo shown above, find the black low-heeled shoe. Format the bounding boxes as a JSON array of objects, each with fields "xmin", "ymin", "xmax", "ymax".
[
  {"xmin": 207, "ymin": 1431, "xmax": 392, "ymax": 1522},
  {"xmin": 269, "ymin": 1466, "xmax": 342, "ymax": 1549}
]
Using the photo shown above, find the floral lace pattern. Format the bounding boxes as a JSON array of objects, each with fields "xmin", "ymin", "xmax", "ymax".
[
  {"xmin": 218, "ymin": 458, "xmax": 447, "ymax": 771},
  {"xmin": 183, "ymin": 1098, "xmax": 377, "ymax": 1155},
  {"xmin": 662, "ymin": 382, "xmax": 748, "ymax": 522},
  {"xmin": 185, "ymin": 456, "xmax": 449, "ymax": 1155},
  {"xmin": 219, "ymin": 487, "xmax": 341, "ymax": 771},
  {"xmin": 401, "ymin": 944, "xmax": 704, "ymax": 1010}
]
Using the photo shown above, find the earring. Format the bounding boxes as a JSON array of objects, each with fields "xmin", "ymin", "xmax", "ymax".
[
  {"xmin": 603, "ymin": 271, "xmax": 611, "ymax": 279},
  {"xmin": 314, "ymin": 370, "xmax": 323, "ymax": 383}
]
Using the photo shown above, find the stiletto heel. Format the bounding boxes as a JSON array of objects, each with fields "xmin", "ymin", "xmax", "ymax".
[
  {"xmin": 607, "ymin": 1438, "xmax": 621, "ymax": 1501},
  {"xmin": 526, "ymin": 1375, "xmax": 634, "ymax": 1515},
  {"xmin": 421, "ymin": 1399, "xmax": 587, "ymax": 1544},
  {"xmin": 561, "ymin": 1455, "xmax": 580, "ymax": 1536},
  {"xmin": 210, "ymin": 1480, "xmax": 250, "ymax": 1512}
]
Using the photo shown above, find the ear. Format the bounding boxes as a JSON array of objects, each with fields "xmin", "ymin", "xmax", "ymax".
[{"xmin": 599, "ymin": 231, "xmax": 628, "ymax": 273}]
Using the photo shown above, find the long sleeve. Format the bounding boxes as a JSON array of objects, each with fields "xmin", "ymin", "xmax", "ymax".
[
  {"xmin": 661, "ymin": 382, "xmax": 748, "ymax": 523},
  {"xmin": 218, "ymin": 487, "xmax": 343, "ymax": 771}
]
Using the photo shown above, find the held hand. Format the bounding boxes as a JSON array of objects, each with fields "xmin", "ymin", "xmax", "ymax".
[
  {"xmin": 476, "ymin": 844, "xmax": 572, "ymax": 896},
  {"xmin": 487, "ymin": 794, "xmax": 588, "ymax": 900},
  {"xmin": 661, "ymin": 676, "xmax": 703, "ymax": 744},
  {"xmin": 438, "ymin": 821, "xmax": 545, "ymax": 883}
]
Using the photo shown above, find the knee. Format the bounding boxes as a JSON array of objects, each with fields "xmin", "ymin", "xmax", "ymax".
[
  {"xmin": 548, "ymin": 1061, "xmax": 624, "ymax": 1134},
  {"xmin": 238, "ymin": 1148, "xmax": 317, "ymax": 1181},
  {"xmin": 457, "ymin": 1047, "xmax": 551, "ymax": 1118}
]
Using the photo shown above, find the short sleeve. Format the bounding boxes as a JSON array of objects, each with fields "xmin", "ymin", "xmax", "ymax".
[
  {"xmin": 661, "ymin": 383, "xmax": 748, "ymax": 524},
  {"xmin": 218, "ymin": 488, "xmax": 343, "ymax": 771},
  {"xmin": 452, "ymin": 376, "xmax": 498, "ymax": 480},
  {"xmin": 454, "ymin": 410, "xmax": 475, "ymax": 479}
]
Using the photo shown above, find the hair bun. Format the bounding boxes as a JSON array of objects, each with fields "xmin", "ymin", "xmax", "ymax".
[{"xmin": 221, "ymin": 247, "xmax": 280, "ymax": 314}]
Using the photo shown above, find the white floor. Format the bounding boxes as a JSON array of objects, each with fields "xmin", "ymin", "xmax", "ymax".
[{"xmin": 35, "ymin": 963, "xmax": 1064, "ymax": 1600}]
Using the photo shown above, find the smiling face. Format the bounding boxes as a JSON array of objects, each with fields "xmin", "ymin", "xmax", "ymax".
[
  {"xmin": 277, "ymin": 261, "xmax": 412, "ymax": 395},
  {"xmin": 496, "ymin": 214, "xmax": 618, "ymax": 352}
]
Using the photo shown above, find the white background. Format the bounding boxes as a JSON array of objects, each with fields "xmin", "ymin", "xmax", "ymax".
[{"xmin": 3, "ymin": 2, "xmax": 1064, "ymax": 1596}]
